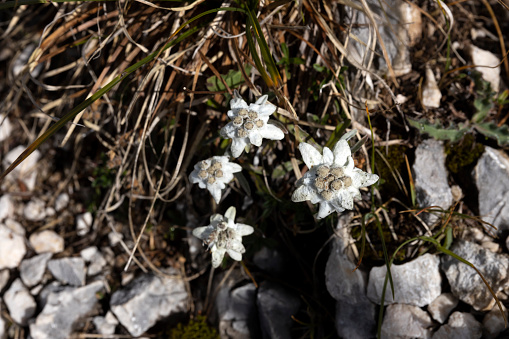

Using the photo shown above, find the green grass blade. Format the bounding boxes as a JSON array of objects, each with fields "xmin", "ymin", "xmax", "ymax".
[
  {"xmin": 246, "ymin": 8, "xmax": 281, "ymax": 87},
  {"xmin": 245, "ymin": 18, "xmax": 274, "ymax": 87}
]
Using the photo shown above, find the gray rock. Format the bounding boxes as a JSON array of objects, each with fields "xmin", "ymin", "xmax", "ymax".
[
  {"xmin": 93, "ymin": 311, "xmax": 118, "ymax": 335},
  {"xmin": 20, "ymin": 253, "xmax": 52, "ymax": 287},
  {"xmin": 422, "ymin": 66, "xmax": 442, "ymax": 109},
  {"xmin": 29, "ymin": 230, "xmax": 64, "ymax": 254},
  {"xmin": 4, "ymin": 279, "xmax": 37, "ymax": 325},
  {"xmin": 76, "ymin": 212, "xmax": 92, "ymax": 236},
  {"xmin": 54, "ymin": 193, "xmax": 69, "ymax": 212},
  {"xmin": 381, "ymin": 304, "xmax": 433, "ymax": 339},
  {"xmin": 37, "ymin": 281, "xmax": 72, "ymax": 309},
  {"xmin": 0, "ymin": 113, "xmax": 12, "ymax": 143},
  {"xmin": 23, "ymin": 198, "xmax": 47, "ymax": 221},
  {"xmin": 475, "ymin": 147, "xmax": 509, "ymax": 234},
  {"xmin": 48, "ymin": 257, "xmax": 86, "ymax": 286},
  {"xmin": 470, "ymin": 45, "xmax": 500, "ymax": 92},
  {"xmin": 2, "ymin": 146, "xmax": 41, "ymax": 191},
  {"xmin": 367, "ymin": 254, "xmax": 441, "ymax": 307},
  {"xmin": 4, "ymin": 218, "xmax": 24, "ymax": 236},
  {"xmin": 413, "ymin": 139, "xmax": 453, "ymax": 224},
  {"xmin": 0, "ymin": 318, "xmax": 4, "ymax": 339},
  {"xmin": 253, "ymin": 247, "xmax": 284, "ymax": 277},
  {"xmin": 216, "ymin": 283, "xmax": 258, "ymax": 339},
  {"xmin": 110, "ymin": 273, "xmax": 188, "ymax": 337},
  {"xmin": 257, "ymin": 281, "xmax": 301, "ymax": 339},
  {"xmin": 442, "ymin": 240, "xmax": 509, "ymax": 311},
  {"xmin": 345, "ymin": 0, "xmax": 416, "ymax": 77},
  {"xmin": 0, "ymin": 304, "xmax": 5, "ymax": 339},
  {"xmin": 431, "ymin": 312, "xmax": 482, "ymax": 339},
  {"xmin": 29, "ymin": 281, "xmax": 104, "ymax": 339},
  {"xmin": 0, "ymin": 270, "xmax": 9, "ymax": 292},
  {"xmin": 335, "ymin": 298, "xmax": 376, "ymax": 339},
  {"xmin": 0, "ymin": 224, "xmax": 26, "ymax": 269},
  {"xmin": 325, "ymin": 218, "xmax": 376, "ymax": 338},
  {"xmin": 482, "ymin": 306, "xmax": 507, "ymax": 339},
  {"xmin": 0, "ymin": 194, "xmax": 14, "ymax": 221},
  {"xmin": 428, "ymin": 293, "xmax": 459, "ymax": 324},
  {"xmin": 80, "ymin": 247, "xmax": 107, "ymax": 276}
]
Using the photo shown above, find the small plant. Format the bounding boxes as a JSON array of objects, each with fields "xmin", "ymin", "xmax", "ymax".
[
  {"xmin": 169, "ymin": 316, "xmax": 220, "ymax": 339},
  {"xmin": 408, "ymin": 71, "xmax": 509, "ymax": 145}
]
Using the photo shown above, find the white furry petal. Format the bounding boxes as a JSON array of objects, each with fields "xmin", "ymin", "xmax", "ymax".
[
  {"xmin": 220, "ymin": 92, "xmax": 283, "ymax": 157},
  {"xmin": 292, "ymin": 131, "xmax": 379, "ymax": 218},
  {"xmin": 298, "ymin": 143, "xmax": 323, "ymax": 168},
  {"xmin": 192, "ymin": 206, "xmax": 254, "ymax": 268}
]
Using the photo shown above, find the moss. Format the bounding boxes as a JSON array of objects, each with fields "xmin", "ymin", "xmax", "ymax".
[
  {"xmin": 169, "ymin": 316, "xmax": 220, "ymax": 339},
  {"xmin": 445, "ymin": 134, "xmax": 484, "ymax": 174}
]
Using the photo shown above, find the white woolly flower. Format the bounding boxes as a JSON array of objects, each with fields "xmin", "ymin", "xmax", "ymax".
[
  {"xmin": 291, "ymin": 132, "xmax": 379, "ymax": 219},
  {"xmin": 189, "ymin": 156, "xmax": 242, "ymax": 204},
  {"xmin": 192, "ymin": 206, "xmax": 254, "ymax": 268},
  {"xmin": 220, "ymin": 91, "xmax": 284, "ymax": 158}
]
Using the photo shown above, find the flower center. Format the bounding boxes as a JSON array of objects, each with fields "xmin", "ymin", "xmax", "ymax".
[
  {"xmin": 199, "ymin": 161, "xmax": 224, "ymax": 183},
  {"xmin": 216, "ymin": 227, "xmax": 235, "ymax": 249},
  {"xmin": 233, "ymin": 109, "xmax": 264, "ymax": 137},
  {"xmin": 233, "ymin": 116, "xmax": 243, "ymax": 126},
  {"xmin": 314, "ymin": 165, "xmax": 352, "ymax": 200}
]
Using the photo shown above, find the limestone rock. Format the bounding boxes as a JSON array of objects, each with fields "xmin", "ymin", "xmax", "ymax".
[
  {"xmin": 23, "ymin": 198, "xmax": 47, "ymax": 221},
  {"xmin": 4, "ymin": 279, "xmax": 36, "ymax": 325},
  {"xmin": 20, "ymin": 253, "xmax": 52, "ymax": 287},
  {"xmin": 29, "ymin": 230, "xmax": 64, "ymax": 254},
  {"xmin": 216, "ymin": 283, "xmax": 258, "ymax": 338},
  {"xmin": 431, "ymin": 312, "xmax": 482, "ymax": 339},
  {"xmin": 325, "ymin": 218, "xmax": 376, "ymax": 338},
  {"xmin": 0, "ymin": 270, "xmax": 9, "ymax": 292},
  {"xmin": 482, "ymin": 306, "xmax": 507, "ymax": 339},
  {"xmin": 0, "ymin": 224, "xmax": 26, "ymax": 269},
  {"xmin": 93, "ymin": 311, "xmax": 118, "ymax": 335},
  {"xmin": 257, "ymin": 281, "xmax": 301, "ymax": 339},
  {"xmin": 80, "ymin": 247, "xmax": 107, "ymax": 276},
  {"xmin": 442, "ymin": 240, "xmax": 509, "ymax": 311},
  {"xmin": 422, "ymin": 66, "xmax": 442, "ymax": 109},
  {"xmin": 76, "ymin": 212, "xmax": 92, "ymax": 236},
  {"xmin": 381, "ymin": 304, "xmax": 433, "ymax": 339},
  {"xmin": 428, "ymin": 293, "xmax": 459, "ymax": 324},
  {"xmin": 367, "ymin": 253, "xmax": 441, "ymax": 307},
  {"xmin": 0, "ymin": 304, "xmax": 6, "ymax": 339},
  {"xmin": 470, "ymin": 45, "xmax": 501, "ymax": 92},
  {"xmin": 110, "ymin": 273, "xmax": 188, "ymax": 337},
  {"xmin": 2, "ymin": 145, "xmax": 41, "ymax": 191},
  {"xmin": 0, "ymin": 113, "xmax": 12, "ymax": 143},
  {"xmin": 48, "ymin": 257, "xmax": 86, "ymax": 286},
  {"xmin": 54, "ymin": 193, "xmax": 69, "ymax": 212},
  {"xmin": 413, "ymin": 139, "xmax": 453, "ymax": 224},
  {"xmin": 0, "ymin": 195, "xmax": 14, "ymax": 221},
  {"xmin": 474, "ymin": 147, "xmax": 509, "ymax": 234},
  {"xmin": 30, "ymin": 281, "xmax": 104, "ymax": 339}
]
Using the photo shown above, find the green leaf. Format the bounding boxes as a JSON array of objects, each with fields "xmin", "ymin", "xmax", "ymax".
[
  {"xmin": 407, "ymin": 118, "xmax": 469, "ymax": 143},
  {"xmin": 206, "ymin": 65, "xmax": 252, "ymax": 92},
  {"xmin": 474, "ymin": 122, "xmax": 509, "ymax": 145},
  {"xmin": 324, "ymin": 119, "xmax": 351, "ymax": 149}
]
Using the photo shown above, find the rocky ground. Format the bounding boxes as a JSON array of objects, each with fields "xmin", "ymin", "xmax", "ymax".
[{"xmin": 1, "ymin": 0, "xmax": 509, "ymax": 338}]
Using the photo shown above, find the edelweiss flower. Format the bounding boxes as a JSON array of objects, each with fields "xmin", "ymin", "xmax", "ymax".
[
  {"xmin": 291, "ymin": 132, "xmax": 379, "ymax": 219},
  {"xmin": 220, "ymin": 91, "xmax": 284, "ymax": 158},
  {"xmin": 192, "ymin": 206, "xmax": 254, "ymax": 268},
  {"xmin": 189, "ymin": 156, "xmax": 242, "ymax": 204}
]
